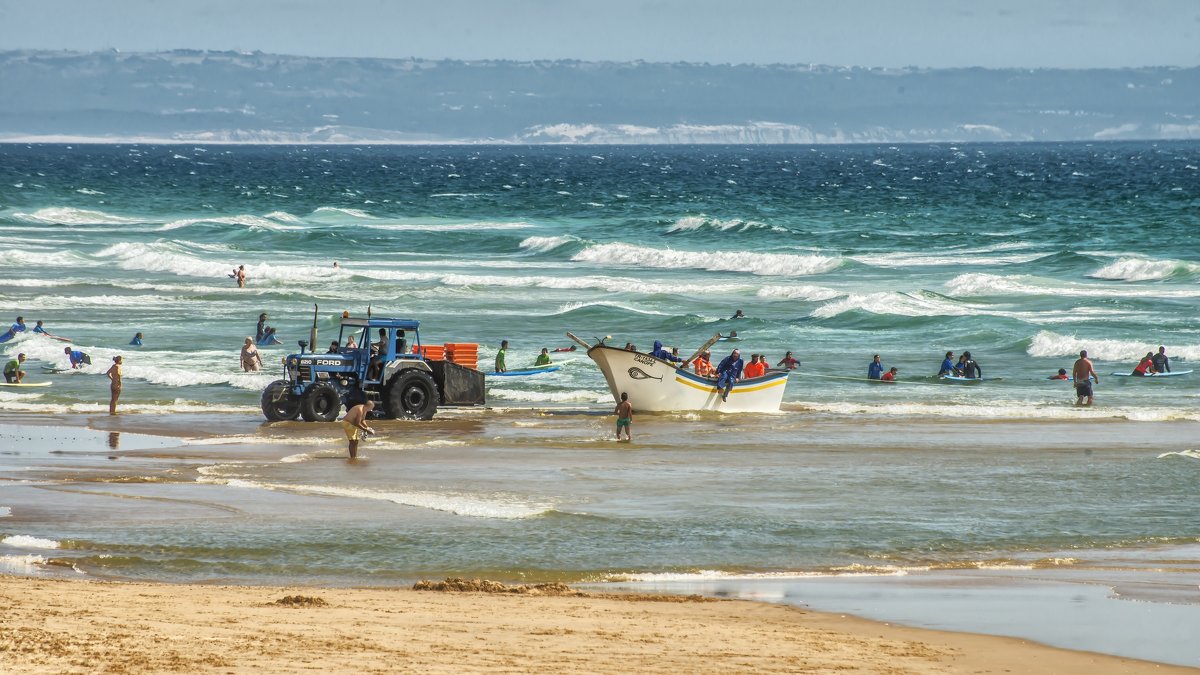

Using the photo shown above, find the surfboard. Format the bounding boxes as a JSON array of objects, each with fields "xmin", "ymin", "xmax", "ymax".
[
  {"xmin": 1111, "ymin": 370, "xmax": 1192, "ymax": 378},
  {"xmin": 716, "ymin": 336, "xmax": 742, "ymax": 342},
  {"xmin": 0, "ymin": 381, "xmax": 52, "ymax": 388},
  {"xmin": 939, "ymin": 375, "xmax": 1003, "ymax": 382},
  {"xmin": 487, "ymin": 366, "xmax": 562, "ymax": 377}
]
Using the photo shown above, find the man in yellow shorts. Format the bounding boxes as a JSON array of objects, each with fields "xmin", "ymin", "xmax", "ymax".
[{"xmin": 341, "ymin": 400, "xmax": 375, "ymax": 459}]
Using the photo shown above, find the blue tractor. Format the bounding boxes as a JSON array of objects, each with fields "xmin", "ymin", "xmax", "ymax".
[{"xmin": 260, "ymin": 315, "xmax": 484, "ymax": 422}]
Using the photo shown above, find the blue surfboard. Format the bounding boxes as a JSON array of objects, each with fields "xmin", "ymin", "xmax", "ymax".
[
  {"xmin": 487, "ymin": 366, "xmax": 561, "ymax": 377},
  {"xmin": 1111, "ymin": 370, "xmax": 1192, "ymax": 378}
]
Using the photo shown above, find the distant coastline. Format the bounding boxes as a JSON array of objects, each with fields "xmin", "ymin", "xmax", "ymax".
[{"xmin": 2, "ymin": 48, "xmax": 1197, "ymax": 144}]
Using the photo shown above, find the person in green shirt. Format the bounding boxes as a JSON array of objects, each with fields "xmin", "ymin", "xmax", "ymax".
[
  {"xmin": 534, "ymin": 348, "xmax": 552, "ymax": 367},
  {"xmin": 495, "ymin": 340, "xmax": 508, "ymax": 373},
  {"xmin": 4, "ymin": 353, "xmax": 27, "ymax": 383}
]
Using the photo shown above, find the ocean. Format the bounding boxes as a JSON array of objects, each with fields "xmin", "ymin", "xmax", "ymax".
[{"xmin": 1, "ymin": 142, "xmax": 1199, "ymax": 664}]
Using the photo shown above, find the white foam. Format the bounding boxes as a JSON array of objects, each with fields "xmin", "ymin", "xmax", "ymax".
[
  {"xmin": 158, "ymin": 214, "xmax": 305, "ymax": 232},
  {"xmin": 279, "ymin": 453, "xmax": 314, "ymax": 463},
  {"xmin": 519, "ymin": 235, "xmax": 577, "ymax": 252},
  {"xmin": 1090, "ymin": 257, "xmax": 1200, "ymax": 281},
  {"xmin": 848, "ymin": 248, "xmax": 1044, "ymax": 267},
  {"xmin": 794, "ymin": 399, "xmax": 1200, "ymax": 422},
  {"xmin": 0, "ymin": 507, "xmax": 10, "ymax": 518},
  {"xmin": 811, "ymin": 292, "xmax": 971, "ymax": 318},
  {"xmin": 1027, "ymin": 331, "xmax": 1200, "ymax": 361},
  {"xmin": 947, "ymin": 273, "xmax": 1200, "ymax": 299},
  {"xmin": 755, "ymin": 284, "xmax": 843, "ymax": 301},
  {"xmin": 363, "ymin": 221, "xmax": 532, "ymax": 232},
  {"xmin": 0, "ymin": 554, "xmax": 47, "ymax": 574},
  {"xmin": 553, "ymin": 301, "xmax": 670, "ymax": 317},
  {"xmin": 573, "ymin": 243, "xmax": 842, "ymax": 277},
  {"xmin": 203, "ymin": 477, "xmax": 552, "ymax": 519},
  {"xmin": 665, "ymin": 216, "xmax": 785, "ymax": 234},
  {"xmin": 1, "ymin": 535, "xmax": 60, "ymax": 549},
  {"xmin": 312, "ymin": 206, "xmax": 377, "ymax": 219},
  {"xmin": 11, "ymin": 207, "xmax": 148, "ymax": 225},
  {"xmin": 184, "ymin": 435, "xmax": 337, "ymax": 446},
  {"xmin": 1157, "ymin": 449, "xmax": 1200, "ymax": 460}
]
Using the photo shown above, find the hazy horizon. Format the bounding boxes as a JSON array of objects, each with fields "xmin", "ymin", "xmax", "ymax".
[{"xmin": 1, "ymin": 0, "xmax": 1197, "ymax": 69}]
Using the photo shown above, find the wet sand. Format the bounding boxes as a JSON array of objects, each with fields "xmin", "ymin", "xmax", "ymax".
[
  {"xmin": 2, "ymin": 411, "xmax": 1199, "ymax": 670},
  {"xmin": 2, "ymin": 573, "xmax": 1188, "ymax": 674}
]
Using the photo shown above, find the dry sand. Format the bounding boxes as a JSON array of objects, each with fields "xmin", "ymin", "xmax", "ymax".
[{"xmin": 0, "ymin": 575, "xmax": 1188, "ymax": 674}]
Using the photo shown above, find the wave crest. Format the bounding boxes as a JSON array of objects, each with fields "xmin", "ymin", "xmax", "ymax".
[
  {"xmin": 1090, "ymin": 257, "xmax": 1200, "ymax": 282},
  {"xmin": 572, "ymin": 243, "xmax": 842, "ymax": 277}
]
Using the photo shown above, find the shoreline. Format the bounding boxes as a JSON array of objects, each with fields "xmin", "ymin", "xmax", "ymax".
[
  {"xmin": 3, "ymin": 412, "xmax": 1199, "ymax": 668},
  {"xmin": 2, "ymin": 573, "xmax": 1188, "ymax": 674}
]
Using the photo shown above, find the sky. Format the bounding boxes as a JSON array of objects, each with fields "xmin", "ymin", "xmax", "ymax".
[{"xmin": 0, "ymin": 0, "xmax": 1196, "ymax": 69}]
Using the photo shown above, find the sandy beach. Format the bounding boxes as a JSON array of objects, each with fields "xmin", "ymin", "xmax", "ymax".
[{"xmin": 3, "ymin": 574, "xmax": 1189, "ymax": 674}]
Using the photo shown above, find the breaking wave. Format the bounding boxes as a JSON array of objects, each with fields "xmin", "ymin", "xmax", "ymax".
[
  {"xmin": 1027, "ymin": 331, "xmax": 1200, "ymax": 361},
  {"xmin": 1089, "ymin": 257, "xmax": 1200, "ymax": 282},
  {"xmin": 572, "ymin": 243, "xmax": 842, "ymax": 277}
]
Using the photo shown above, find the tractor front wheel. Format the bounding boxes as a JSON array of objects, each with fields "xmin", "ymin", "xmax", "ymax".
[
  {"xmin": 300, "ymin": 382, "xmax": 342, "ymax": 422},
  {"xmin": 261, "ymin": 380, "xmax": 301, "ymax": 421}
]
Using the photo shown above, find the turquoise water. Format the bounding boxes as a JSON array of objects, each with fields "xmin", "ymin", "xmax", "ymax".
[
  {"xmin": 2, "ymin": 143, "xmax": 1200, "ymax": 662},
  {"xmin": 1, "ymin": 142, "xmax": 1198, "ymax": 418}
]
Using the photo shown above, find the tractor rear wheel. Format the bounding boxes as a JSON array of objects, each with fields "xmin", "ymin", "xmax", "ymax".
[
  {"xmin": 300, "ymin": 382, "xmax": 342, "ymax": 422},
  {"xmin": 386, "ymin": 369, "xmax": 438, "ymax": 420},
  {"xmin": 261, "ymin": 380, "xmax": 301, "ymax": 421}
]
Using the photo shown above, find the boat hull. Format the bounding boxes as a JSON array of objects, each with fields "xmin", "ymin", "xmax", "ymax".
[{"xmin": 587, "ymin": 346, "xmax": 788, "ymax": 412}]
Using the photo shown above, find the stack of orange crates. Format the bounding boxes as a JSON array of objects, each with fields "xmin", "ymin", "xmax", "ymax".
[
  {"xmin": 415, "ymin": 344, "xmax": 445, "ymax": 360},
  {"xmin": 443, "ymin": 343, "xmax": 478, "ymax": 370}
]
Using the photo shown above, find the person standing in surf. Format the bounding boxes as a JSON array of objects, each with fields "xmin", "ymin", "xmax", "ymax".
[
  {"xmin": 341, "ymin": 400, "xmax": 375, "ymax": 459},
  {"xmin": 1071, "ymin": 350, "xmax": 1098, "ymax": 406},
  {"xmin": 495, "ymin": 340, "xmax": 508, "ymax": 373},
  {"xmin": 106, "ymin": 355, "xmax": 123, "ymax": 415},
  {"xmin": 1151, "ymin": 346, "xmax": 1171, "ymax": 374},
  {"xmin": 241, "ymin": 337, "xmax": 263, "ymax": 372},
  {"xmin": 868, "ymin": 354, "xmax": 885, "ymax": 380},
  {"xmin": 960, "ymin": 351, "xmax": 982, "ymax": 379},
  {"xmin": 615, "ymin": 392, "xmax": 633, "ymax": 442},
  {"xmin": 234, "ymin": 265, "xmax": 247, "ymax": 288},
  {"xmin": 937, "ymin": 351, "xmax": 955, "ymax": 377}
]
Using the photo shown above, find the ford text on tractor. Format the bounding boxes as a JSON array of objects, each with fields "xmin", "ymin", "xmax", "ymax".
[{"xmin": 261, "ymin": 314, "xmax": 484, "ymax": 422}]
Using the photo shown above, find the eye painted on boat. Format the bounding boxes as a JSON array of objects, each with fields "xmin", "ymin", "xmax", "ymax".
[{"xmin": 627, "ymin": 367, "xmax": 662, "ymax": 381}]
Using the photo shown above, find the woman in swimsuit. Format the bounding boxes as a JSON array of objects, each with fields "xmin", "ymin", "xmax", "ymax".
[{"xmin": 106, "ymin": 356, "xmax": 122, "ymax": 415}]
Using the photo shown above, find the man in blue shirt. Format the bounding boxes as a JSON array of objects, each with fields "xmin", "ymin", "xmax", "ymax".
[
  {"xmin": 64, "ymin": 346, "xmax": 92, "ymax": 369},
  {"xmin": 0, "ymin": 316, "xmax": 27, "ymax": 343},
  {"xmin": 938, "ymin": 351, "xmax": 955, "ymax": 377},
  {"xmin": 649, "ymin": 340, "xmax": 682, "ymax": 363},
  {"xmin": 868, "ymin": 354, "xmax": 884, "ymax": 380},
  {"xmin": 716, "ymin": 349, "xmax": 744, "ymax": 403}
]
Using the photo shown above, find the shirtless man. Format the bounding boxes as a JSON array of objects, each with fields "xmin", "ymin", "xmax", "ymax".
[
  {"xmin": 341, "ymin": 400, "xmax": 375, "ymax": 459},
  {"xmin": 1072, "ymin": 350, "xmax": 1099, "ymax": 406},
  {"xmin": 615, "ymin": 392, "xmax": 633, "ymax": 442}
]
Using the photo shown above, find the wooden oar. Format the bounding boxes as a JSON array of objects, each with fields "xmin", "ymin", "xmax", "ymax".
[
  {"xmin": 565, "ymin": 332, "xmax": 593, "ymax": 350},
  {"xmin": 685, "ymin": 333, "xmax": 723, "ymax": 365}
]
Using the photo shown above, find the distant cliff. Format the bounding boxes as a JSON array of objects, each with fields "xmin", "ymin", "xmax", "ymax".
[{"xmin": 1, "ymin": 50, "xmax": 1197, "ymax": 143}]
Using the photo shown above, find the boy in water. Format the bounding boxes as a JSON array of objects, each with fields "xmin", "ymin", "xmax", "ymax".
[
  {"xmin": 341, "ymin": 400, "xmax": 376, "ymax": 459},
  {"xmin": 615, "ymin": 392, "xmax": 633, "ymax": 442}
]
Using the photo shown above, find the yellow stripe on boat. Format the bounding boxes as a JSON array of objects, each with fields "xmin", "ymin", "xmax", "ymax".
[{"xmin": 674, "ymin": 375, "xmax": 787, "ymax": 395}]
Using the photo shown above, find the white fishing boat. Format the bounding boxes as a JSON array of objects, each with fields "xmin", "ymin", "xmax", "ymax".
[{"xmin": 572, "ymin": 334, "xmax": 789, "ymax": 412}]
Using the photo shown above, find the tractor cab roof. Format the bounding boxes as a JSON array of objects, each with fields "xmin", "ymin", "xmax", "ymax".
[{"xmin": 340, "ymin": 317, "xmax": 420, "ymax": 331}]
